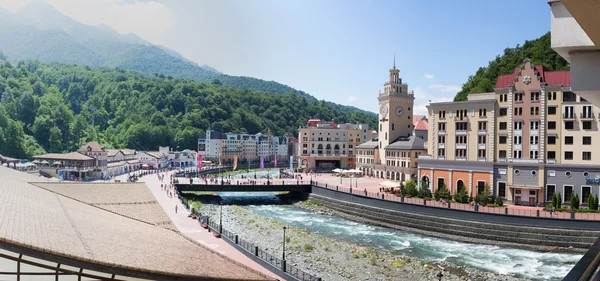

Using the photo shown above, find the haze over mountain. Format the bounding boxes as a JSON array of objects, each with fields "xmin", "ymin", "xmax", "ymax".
[{"xmin": 0, "ymin": 0, "xmax": 374, "ymax": 114}]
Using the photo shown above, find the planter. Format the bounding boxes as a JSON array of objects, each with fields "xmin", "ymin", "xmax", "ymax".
[{"xmin": 486, "ymin": 203, "xmax": 494, "ymax": 207}]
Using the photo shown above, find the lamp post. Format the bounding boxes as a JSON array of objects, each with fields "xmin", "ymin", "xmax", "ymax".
[
  {"xmin": 282, "ymin": 226, "xmax": 287, "ymax": 261},
  {"xmin": 219, "ymin": 200, "xmax": 223, "ymax": 234}
]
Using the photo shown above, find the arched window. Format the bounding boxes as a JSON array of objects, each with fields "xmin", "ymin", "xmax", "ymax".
[
  {"xmin": 421, "ymin": 175, "xmax": 430, "ymax": 188},
  {"xmin": 326, "ymin": 144, "xmax": 331, "ymax": 149},
  {"xmin": 317, "ymin": 144, "xmax": 323, "ymax": 149},
  {"xmin": 456, "ymin": 179, "xmax": 465, "ymax": 192},
  {"xmin": 334, "ymin": 144, "xmax": 340, "ymax": 150}
]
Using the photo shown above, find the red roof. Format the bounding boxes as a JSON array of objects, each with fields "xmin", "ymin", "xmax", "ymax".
[
  {"xmin": 412, "ymin": 115, "xmax": 426, "ymax": 125},
  {"xmin": 414, "ymin": 119, "xmax": 428, "ymax": 131},
  {"xmin": 495, "ymin": 65, "xmax": 570, "ymax": 88}
]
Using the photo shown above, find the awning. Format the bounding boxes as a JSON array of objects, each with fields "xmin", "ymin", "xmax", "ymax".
[{"xmin": 509, "ymin": 186, "xmax": 542, "ymax": 190}]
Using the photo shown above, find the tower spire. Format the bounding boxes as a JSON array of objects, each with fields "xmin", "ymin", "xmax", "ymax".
[{"xmin": 393, "ymin": 54, "xmax": 396, "ymax": 69}]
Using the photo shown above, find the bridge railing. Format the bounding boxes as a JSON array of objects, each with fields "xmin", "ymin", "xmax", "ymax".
[{"xmin": 564, "ymin": 236, "xmax": 600, "ymax": 281}]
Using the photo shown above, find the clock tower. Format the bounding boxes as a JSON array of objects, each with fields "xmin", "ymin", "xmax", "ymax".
[{"xmin": 377, "ymin": 60, "xmax": 415, "ymax": 164}]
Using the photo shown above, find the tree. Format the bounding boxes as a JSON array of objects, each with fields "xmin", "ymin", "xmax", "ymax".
[
  {"xmin": 48, "ymin": 126, "xmax": 63, "ymax": 152},
  {"xmin": 403, "ymin": 180, "xmax": 418, "ymax": 197},
  {"xmin": 556, "ymin": 192, "xmax": 562, "ymax": 209},
  {"xmin": 570, "ymin": 193, "xmax": 580, "ymax": 210},
  {"xmin": 417, "ymin": 181, "xmax": 432, "ymax": 199},
  {"xmin": 434, "ymin": 183, "xmax": 450, "ymax": 200},
  {"xmin": 454, "ymin": 186, "xmax": 469, "ymax": 203},
  {"xmin": 551, "ymin": 192, "xmax": 558, "ymax": 209}
]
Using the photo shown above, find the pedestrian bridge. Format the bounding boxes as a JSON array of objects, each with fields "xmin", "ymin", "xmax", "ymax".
[{"xmin": 175, "ymin": 183, "xmax": 312, "ymax": 193}]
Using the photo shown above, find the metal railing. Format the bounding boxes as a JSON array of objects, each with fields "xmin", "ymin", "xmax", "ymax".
[{"xmin": 564, "ymin": 236, "xmax": 600, "ymax": 281}]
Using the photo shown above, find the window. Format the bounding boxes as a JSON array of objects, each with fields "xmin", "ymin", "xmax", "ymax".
[
  {"xmin": 565, "ymin": 136, "xmax": 573, "ymax": 145},
  {"xmin": 500, "ymin": 94, "xmax": 504, "ymax": 102},
  {"xmin": 563, "ymin": 92, "xmax": 577, "ymax": 102},
  {"xmin": 499, "ymin": 122, "xmax": 507, "ymax": 130},
  {"xmin": 530, "ymin": 136, "xmax": 539, "ymax": 145},
  {"xmin": 583, "ymin": 105, "xmax": 593, "ymax": 118},
  {"xmin": 531, "ymin": 92, "xmax": 540, "ymax": 102},
  {"xmin": 456, "ymin": 123, "xmax": 467, "ymax": 131},
  {"xmin": 438, "ymin": 111, "xmax": 446, "ymax": 118},
  {"xmin": 548, "ymin": 121, "xmax": 556, "ymax": 130},
  {"xmin": 477, "ymin": 181, "xmax": 486, "ymax": 195},
  {"xmin": 548, "ymin": 106, "xmax": 556, "ymax": 115},
  {"xmin": 392, "ymin": 123, "xmax": 395, "ymax": 130},
  {"xmin": 514, "ymin": 136, "xmax": 522, "ymax": 145},
  {"xmin": 583, "ymin": 121, "xmax": 592, "ymax": 130},
  {"xmin": 499, "ymin": 150, "xmax": 507, "ymax": 158},
  {"xmin": 437, "ymin": 149, "xmax": 445, "ymax": 157},
  {"xmin": 564, "ymin": 186, "xmax": 573, "ymax": 203},
  {"xmin": 478, "ymin": 135, "xmax": 486, "ymax": 144},
  {"xmin": 456, "ymin": 136, "xmax": 467, "ymax": 144},
  {"xmin": 547, "ymin": 151, "xmax": 556, "ymax": 160},
  {"xmin": 478, "ymin": 108, "xmax": 487, "ymax": 117},
  {"xmin": 438, "ymin": 123, "xmax": 446, "ymax": 131},
  {"xmin": 583, "ymin": 152, "xmax": 592, "ymax": 161},
  {"xmin": 529, "ymin": 150, "xmax": 539, "ymax": 159},
  {"xmin": 514, "ymin": 107, "xmax": 523, "ymax": 116},
  {"xmin": 437, "ymin": 178, "xmax": 445, "ymax": 189},
  {"xmin": 583, "ymin": 186, "xmax": 591, "ymax": 203},
  {"xmin": 564, "ymin": 106, "xmax": 575, "ymax": 118},
  {"xmin": 478, "ymin": 149, "xmax": 486, "ymax": 159},
  {"xmin": 514, "ymin": 169, "xmax": 521, "ymax": 175},
  {"xmin": 499, "ymin": 136, "xmax": 507, "ymax": 144},
  {"xmin": 499, "ymin": 108, "xmax": 507, "ymax": 116},
  {"xmin": 583, "ymin": 136, "xmax": 592, "ymax": 145},
  {"xmin": 478, "ymin": 122, "xmax": 487, "ymax": 131},
  {"xmin": 565, "ymin": 151, "xmax": 573, "ymax": 160},
  {"xmin": 455, "ymin": 149, "xmax": 466, "ymax": 158},
  {"xmin": 530, "ymin": 121, "xmax": 539, "ymax": 130},
  {"xmin": 584, "ymin": 171, "xmax": 590, "ymax": 178},
  {"xmin": 565, "ymin": 121, "xmax": 574, "ymax": 130},
  {"xmin": 513, "ymin": 150, "xmax": 522, "ymax": 159},
  {"xmin": 498, "ymin": 182, "xmax": 506, "ymax": 198},
  {"xmin": 438, "ymin": 136, "xmax": 446, "ymax": 143},
  {"xmin": 514, "ymin": 121, "xmax": 522, "ymax": 130},
  {"xmin": 546, "ymin": 185, "xmax": 555, "ymax": 202},
  {"xmin": 515, "ymin": 92, "xmax": 523, "ymax": 102}
]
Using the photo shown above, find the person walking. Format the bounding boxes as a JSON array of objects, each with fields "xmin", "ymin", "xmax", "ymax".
[{"xmin": 549, "ymin": 207, "xmax": 553, "ymax": 217}]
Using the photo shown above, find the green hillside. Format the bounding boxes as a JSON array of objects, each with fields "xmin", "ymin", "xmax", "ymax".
[
  {"xmin": 454, "ymin": 32, "xmax": 569, "ymax": 101},
  {"xmin": 0, "ymin": 60, "xmax": 377, "ymax": 159}
]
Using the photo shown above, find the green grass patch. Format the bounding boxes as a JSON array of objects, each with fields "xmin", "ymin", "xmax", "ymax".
[
  {"xmin": 300, "ymin": 200, "xmax": 323, "ymax": 207},
  {"xmin": 304, "ymin": 244, "xmax": 315, "ymax": 252}
]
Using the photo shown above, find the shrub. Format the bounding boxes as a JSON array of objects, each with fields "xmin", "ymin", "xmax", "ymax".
[
  {"xmin": 595, "ymin": 195, "xmax": 599, "ymax": 210},
  {"xmin": 434, "ymin": 183, "xmax": 450, "ymax": 200},
  {"xmin": 454, "ymin": 186, "xmax": 469, "ymax": 203},
  {"xmin": 588, "ymin": 194, "xmax": 595, "ymax": 210},
  {"xmin": 496, "ymin": 196, "xmax": 503, "ymax": 207},
  {"xmin": 570, "ymin": 193, "xmax": 580, "ymax": 210},
  {"xmin": 475, "ymin": 193, "xmax": 488, "ymax": 205},
  {"xmin": 417, "ymin": 181, "xmax": 432, "ymax": 199},
  {"xmin": 551, "ymin": 192, "xmax": 558, "ymax": 208},
  {"xmin": 403, "ymin": 180, "xmax": 418, "ymax": 197}
]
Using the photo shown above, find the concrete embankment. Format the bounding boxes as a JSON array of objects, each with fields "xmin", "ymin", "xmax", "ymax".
[{"xmin": 308, "ymin": 194, "xmax": 599, "ymax": 252}]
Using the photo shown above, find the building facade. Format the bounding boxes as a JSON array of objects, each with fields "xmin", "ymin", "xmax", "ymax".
[
  {"xmin": 420, "ymin": 59, "xmax": 600, "ymax": 206},
  {"xmin": 198, "ymin": 129, "xmax": 291, "ymax": 165},
  {"xmin": 356, "ymin": 63, "xmax": 427, "ymax": 181},
  {"xmin": 297, "ymin": 120, "xmax": 371, "ymax": 171}
]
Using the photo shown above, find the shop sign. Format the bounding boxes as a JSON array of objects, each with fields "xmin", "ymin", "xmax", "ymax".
[{"xmin": 585, "ymin": 178, "xmax": 600, "ymax": 184}]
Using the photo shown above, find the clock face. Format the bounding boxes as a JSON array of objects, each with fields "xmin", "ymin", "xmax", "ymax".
[
  {"xmin": 395, "ymin": 106, "xmax": 404, "ymax": 116},
  {"xmin": 379, "ymin": 105, "xmax": 388, "ymax": 117}
]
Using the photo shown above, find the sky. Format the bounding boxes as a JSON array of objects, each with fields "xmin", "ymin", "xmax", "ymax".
[{"xmin": 0, "ymin": 0, "xmax": 552, "ymax": 115}]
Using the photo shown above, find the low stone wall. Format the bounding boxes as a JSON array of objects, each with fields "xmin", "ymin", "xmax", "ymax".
[{"xmin": 309, "ymin": 194, "xmax": 600, "ymax": 251}]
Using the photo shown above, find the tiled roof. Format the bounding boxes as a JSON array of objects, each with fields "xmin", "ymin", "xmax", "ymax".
[
  {"xmin": 106, "ymin": 149, "xmax": 122, "ymax": 157},
  {"xmin": 35, "ymin": 152, "xmax": 94, "ymax": 161},
  {"xmin": 385, "ymin": 135, "xmax": 426, "ymax": 150},
  {"xmin": 414, "ymin": 119, "xmax": 429, "ymax": 131},
  {"xmin": 107, "ymin": 161, "xmax": 127, "ymax": 168},
  {"xmin": 120, "ymin": 149, "xmax": 136, "ymax": 156},
  {"xmin": 412, "ymin": 115, "xmax": 426, "ymax": 125},
  {"xmin": 145, "ymin": 151, "xmax": 166, "ymax": 159},
  {"xmin": 0, "ymin": 167, "xmax": 270, "ymax": 280},
  {"xmin": 77, "ymin": 142, "xmax": 105, "ymax": 152},
  {"xmin": 495, "ymin": 64, "xmax": 571, "ymax": 88}
]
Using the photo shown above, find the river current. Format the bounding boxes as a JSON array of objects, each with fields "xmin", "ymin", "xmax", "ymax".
[{"xmin": 213, "ymin": 169, "xmax": 582, "ymax": 280}]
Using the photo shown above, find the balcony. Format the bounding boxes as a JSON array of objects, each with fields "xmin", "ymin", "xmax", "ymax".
[
  {"xmin": 456, "ymin": 143, "xmax": 467, "ymax": 149},
  {"xmin": 456, "ymin": 156, "xmax": 467, "ymax": 161},
  {"xmin": 514, "ymin": 100, "xmax": 523, "ymax": 104},
  {"xmin": 530, "ymin": 129, "xmax": 539, "ymax": 135},
  {"xmin": 478, "ymin": 129, "xmax": 487, "ymax": 135},
  {"xmin": 581, "ymin": 113, "xmax": 594, "ymax": 120},
  {"xmin": 455, "ymin": 130, "xmax": 467, "ymax": 135},
  {"xmin": 438, "ymin": 143, "xmax": 445, "ymax": 149},
  {"xmin": 455, "ymin": 117, "xmax": 468, "ymax": 122},
  {"xmin": 547, "ymin": 159, "xmax": 556, "ymax": 164},
  {"xmin": 498, "ymin": 157, "xmax": 507, "ymax": 162},
  {"xmin": 478, "ymin": 157, "xmax": 486, "ymax": 161},
  {"xmin": 478, "ymin": 143, "xmax": 486, "ymax": 149},
  {"xmin": 437, "ymin": 156, "xmax": 445, "ymax": 160},
  {"xmin": 563, "ymin": 113, "xmax": 576, "ymax": 120},
  {"xmin": 439, "ymin": 130, "xmax": 446, "ymax": 135}
]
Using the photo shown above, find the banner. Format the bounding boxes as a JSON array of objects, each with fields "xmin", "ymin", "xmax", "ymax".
[
  {"xmin": 274, "ymin": 154, "xmax": 278, "ymax": 167},
  {"xmin": 260, "ymin": 156, "xmax": 265, "ymax": 170},
  {"xmin": 198, "ymin": 154, "xmax": 203, "ymax": 169},
  {"xmin": 233, "ymin": 155, "xmax": 238, "ymax": 170},
  {"xmin": 290, "ymin": 156, "xmax": 293, "ymax": 171}
]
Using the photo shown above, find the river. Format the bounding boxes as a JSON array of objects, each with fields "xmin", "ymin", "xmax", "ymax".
[{"xmin": 199, "ymin": 170, "xmax": 582, "ymax": 280}]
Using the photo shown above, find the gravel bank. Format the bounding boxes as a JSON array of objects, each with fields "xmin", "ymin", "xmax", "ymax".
[{"xmin": 194, "ymin": 198, "xmax": 530, "ymax": 281}]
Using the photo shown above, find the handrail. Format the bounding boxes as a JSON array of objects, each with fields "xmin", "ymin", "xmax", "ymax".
[{"xmin": 564, "ymin": 236, "xmax": 600, "ymax": 281}]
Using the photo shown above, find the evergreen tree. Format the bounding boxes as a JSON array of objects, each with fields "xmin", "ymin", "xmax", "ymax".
[
  {"xmin": 557, "ymin": 192, "xmax": 562, "ymax": 209},
  {"xmin": 434, "ymin": 183, "xmax": 450, "ymax": 200},
  {"xmin": 551, "ymin": 192, "xmax": 558, "ymax": 209}
]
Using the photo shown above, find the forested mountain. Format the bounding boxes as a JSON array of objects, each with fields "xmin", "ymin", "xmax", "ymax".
[
  {"xmin": 0, "ymin": 1, "xmax": 319, "ymax": 98},
  {"xmin": 454, "ymin": 32, "xmax": 570, "ymax": 101},
  {"xmin": 0, "ymin": 60, "xmax": 377, "ymax": 159}
]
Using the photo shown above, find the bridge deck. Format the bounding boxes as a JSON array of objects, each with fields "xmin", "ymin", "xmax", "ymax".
[{"xmin": 176, "ymin": 183, "xmax": 312, "ymax": 193}]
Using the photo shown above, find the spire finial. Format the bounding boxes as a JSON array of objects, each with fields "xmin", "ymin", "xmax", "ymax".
[{"xmin": 393, "ymin": 54, "xmax": 396, "ymax": 69}]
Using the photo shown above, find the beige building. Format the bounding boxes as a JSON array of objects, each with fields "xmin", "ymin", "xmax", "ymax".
[
  {"xmin": 356, "ymin": 63, "xmax": 427, "ymax": 181},
  {"xmin": 298, "ymin": 120, "xmax": 371, "ymax": 171}
]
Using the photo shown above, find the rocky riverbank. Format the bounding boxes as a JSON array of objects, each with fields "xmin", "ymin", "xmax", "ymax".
[{"xmin": 193, "ymin": 197, "xmax": 530, "ymax": 281}]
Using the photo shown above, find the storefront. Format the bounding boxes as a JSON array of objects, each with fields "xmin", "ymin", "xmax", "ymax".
[{"xmin": 545, "ymin": 165, "xmax": 600, "ymax": 206}]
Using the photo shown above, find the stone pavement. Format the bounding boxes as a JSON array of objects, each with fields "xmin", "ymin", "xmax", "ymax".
[{"xmin": 114, "ymin": 171, "xmax": 286, "ymax": 281}]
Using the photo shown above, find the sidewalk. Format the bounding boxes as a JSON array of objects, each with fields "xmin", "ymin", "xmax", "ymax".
[{"xmin": 123, "ymin": 172, "xmax": 286, "ymax": 281}]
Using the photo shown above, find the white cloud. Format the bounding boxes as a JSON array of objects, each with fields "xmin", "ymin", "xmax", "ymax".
[
  {"xmin": 0, "ymin": 0, "xmax": 177, "ymax": 45},
  {"xmin": 412, "ymin": 86, "xmax": 453, "ymax": 116},
  {"xmin": 428, "ymin": 84, "xmax": 461, "ymax": 93},
  {"xmin": 424, "ymin": 74, "xmax": 434, "ymax": 80},
  {"xmin": 347, "ymin": 96, "xmax": 357, "ymax": 103}
]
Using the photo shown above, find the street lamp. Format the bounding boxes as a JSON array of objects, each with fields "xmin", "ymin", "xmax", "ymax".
[{"xmin": 282, "ymin": 226, "xmax": 287, "ymax": 261}]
